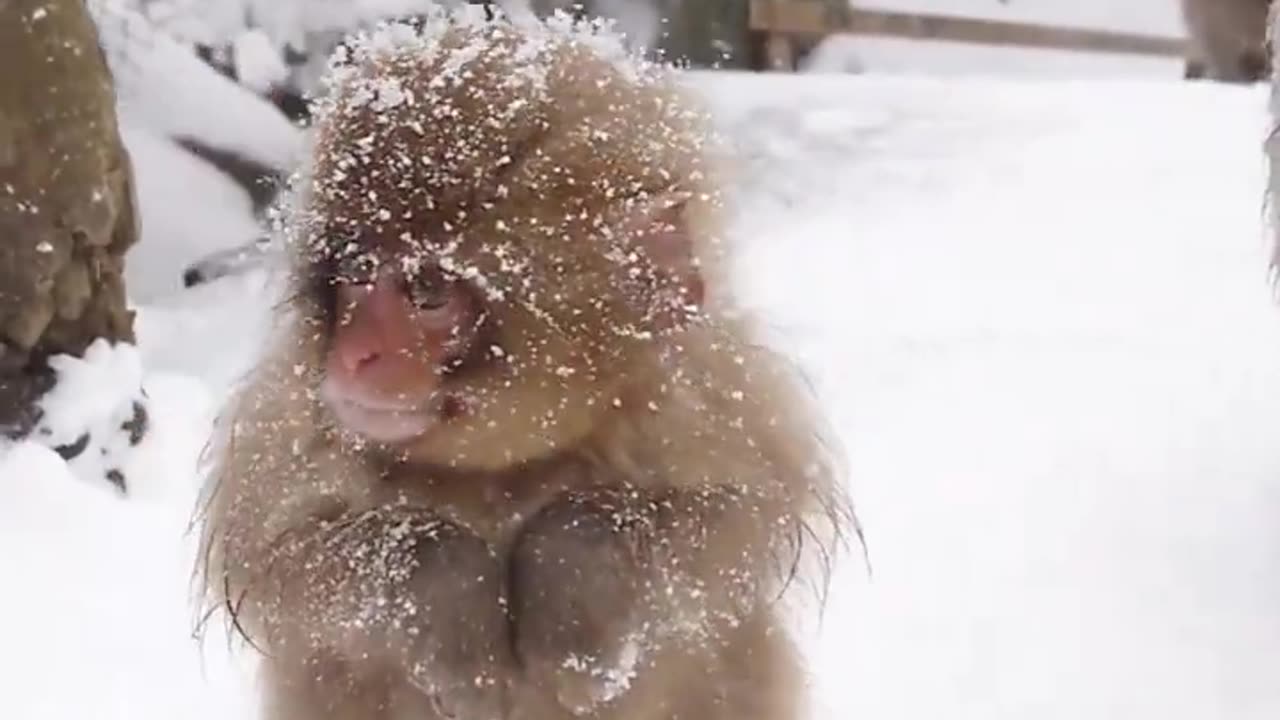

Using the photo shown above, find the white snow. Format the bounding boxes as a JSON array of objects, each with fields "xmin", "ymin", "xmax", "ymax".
[
  {"xmin": 705, "ymin": 72, "xmax": 1280, "ymax": 719},
  {"xmin": 5, "ymin": 7, "xmax": 1280, "ymax": 719},
  {"xmin": 88, "ymin": 0, "xmax": 306, "ymax": 301},
  {"xmin": 0, "ymin": 442, "xmax": 252, "ymax": 719},
  {"xmin": 231, "ymin": 28, "xmax": 291, "ymax": 92},
  {"xmin": 120, "ymin": 126, "xmax": 267, "ymax": 301},
  {"xmin": 91, "ymin": 0, "xmax": 304, "ymax": 173},
  {"xmin": 29, "ymin": 340, "xmax": 146, "ymax": 491}
]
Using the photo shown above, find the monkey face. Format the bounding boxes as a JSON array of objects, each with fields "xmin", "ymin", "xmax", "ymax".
[
  {"xmin": 317, "ymin": 256, "xmax": 483, "ymax": 445},
  {"xmin": 291, "ymin": 20, "xmax": 713, "ymax": 471},
  {"xmin": 304, "ymin": 191, "xmax": 705, "ymax": 471}
]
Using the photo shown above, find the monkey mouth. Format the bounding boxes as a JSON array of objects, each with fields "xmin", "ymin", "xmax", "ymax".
[{"xmin": 321, "ymin": 389, "xmax": 437, "ymax": 444}]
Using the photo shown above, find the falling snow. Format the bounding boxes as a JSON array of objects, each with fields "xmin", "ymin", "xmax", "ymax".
[{"xmin": 1, "ymin": 1, "xmax": 1277, "ymax": 720}]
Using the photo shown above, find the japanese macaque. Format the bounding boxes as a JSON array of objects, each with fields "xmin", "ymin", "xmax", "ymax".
[
  {"xmin": 1180, "ymin": 0, "xmax": 1272, "ymax": 82},
  {"xmin": 197, "ymin": 10, "xmax": 849, "ymax": 720}
]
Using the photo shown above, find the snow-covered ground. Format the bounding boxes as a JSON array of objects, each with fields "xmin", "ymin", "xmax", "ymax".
[
  {"xmin": 5, "ymin": 66, "xmax": 1278, "ymax": 718},
  {"xmin": 8, "ymin": 0, "xmax": 1280, "ymax": 713},
  {"xmin": 709, "ymin": 72, "xmax": 1280, "ymax": 719}
]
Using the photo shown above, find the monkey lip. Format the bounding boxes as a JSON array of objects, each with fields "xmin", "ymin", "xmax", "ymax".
[{"xmin": 320, "ymin": 388, "xmax": 437, "ymax": 444}]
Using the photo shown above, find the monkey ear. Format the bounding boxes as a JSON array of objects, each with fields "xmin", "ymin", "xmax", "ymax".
[{"xmin": 620, "ymin": 191, "xmax": 705, "ymax": 330}]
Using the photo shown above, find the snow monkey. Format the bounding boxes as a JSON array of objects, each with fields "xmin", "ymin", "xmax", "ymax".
[
  {"xmin": 197, "ymin": 10, "xmax": 850, "ymax": 720},
  {"xmin": 1180, "ymin": 0, "xmax": 1272, "ymax": 82}
]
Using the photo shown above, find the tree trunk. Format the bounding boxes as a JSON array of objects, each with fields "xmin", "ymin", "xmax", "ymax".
[{"xmin": 0, "ymin": 0, "xmax": 139, "ymax": 437}]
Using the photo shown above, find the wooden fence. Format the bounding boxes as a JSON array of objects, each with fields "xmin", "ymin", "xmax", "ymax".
[{"xmin": 748, "ymin": 0, "xmax": 1189, "ymax": 70}]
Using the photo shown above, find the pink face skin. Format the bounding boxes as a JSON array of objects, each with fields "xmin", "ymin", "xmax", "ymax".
[{"xmin": 319, "ymin": 264, "xmax": 478, "ymax": 444}]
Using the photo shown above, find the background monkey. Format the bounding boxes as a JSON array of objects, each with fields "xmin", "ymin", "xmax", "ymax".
[
  {"xmin": 198, "ymin": 9, "xmax": 850, "ymax": 720},
  {"xmin": 1180, "ymin": 0, "xmax": 1272, "ymax": 82}
]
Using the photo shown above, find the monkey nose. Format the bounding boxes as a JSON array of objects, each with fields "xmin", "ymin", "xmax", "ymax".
[{"xmin": 337, "ymin": 344, "xmax": 382, "ymax": 376}]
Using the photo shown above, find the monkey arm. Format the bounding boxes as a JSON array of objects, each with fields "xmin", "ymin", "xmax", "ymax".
[
  {"xmin": 510, "ymin": 482, "xmax": 796, "ymax": 711},
  {"xmin": 251, "ymin": 507, "xmax": 429, "ymax": 650},
  {"xmin": 515, "ymin": 482, "xmax": 794, "ymax": 620},
  {"xmin": 226, "ymin": 505, "xmax": 511, "ymax": 717},
  {"xmin": 229, "ymin": 507, "xmax": 509, "ymax": 683}
]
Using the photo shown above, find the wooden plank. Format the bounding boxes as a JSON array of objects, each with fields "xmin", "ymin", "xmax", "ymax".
[{"xmin": 749, "ymin": 1, "xmax": 1189, "ymax": 58}]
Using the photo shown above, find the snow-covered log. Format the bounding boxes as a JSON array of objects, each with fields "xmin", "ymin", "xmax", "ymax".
[
  {"xmin": 80, "ymin": 1, "xmax": 305, "ymax": 299},
  {"xmin": 88, "ymin": 0, "xmax": 304, "ymax": 177}
]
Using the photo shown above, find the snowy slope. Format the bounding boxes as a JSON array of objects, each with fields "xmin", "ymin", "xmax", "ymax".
[{"xmin": 3, "ymin": 70, "xmax": 1279, "ymax": 718}]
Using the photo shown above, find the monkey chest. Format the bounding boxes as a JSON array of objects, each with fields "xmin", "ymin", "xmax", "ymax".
[{"xmin": 373, "ymin": 462, "xmax": 590, "ymax": 548}]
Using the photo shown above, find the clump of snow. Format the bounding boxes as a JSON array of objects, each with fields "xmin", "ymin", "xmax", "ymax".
[
  {"xmin": 231, "ymin": 27, "xmax": 290, "ymax": 92},
  {"xmin": 18, "ymin": 339, "xmax": 217, "ymax": 502},
  {"xmin": 28, "ymin": 340, "xmax": 148, "ymax": 493}
]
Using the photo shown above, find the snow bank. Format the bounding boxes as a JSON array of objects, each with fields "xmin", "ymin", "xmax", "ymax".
[{"xmin": 0, "ymin": 403, "xmax": 248, "ymax": 720}]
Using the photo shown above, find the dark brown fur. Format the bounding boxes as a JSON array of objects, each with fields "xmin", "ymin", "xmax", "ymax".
[
  {"xmin": 1181, "ymin": 0, "xmax": 1272, "ymax": 83},
  {"xmin": 197, "ymin": 12, "xmax": 850, "ymax": 720}
]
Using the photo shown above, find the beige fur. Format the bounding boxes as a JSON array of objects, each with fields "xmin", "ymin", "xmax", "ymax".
[
  {"xmin": 197, "ymin": 12, "xmax": 851, "ymax": 720},
  {"xmin": 1181, "ymin": 0, "xmax": 1271, "ymax": 82}
]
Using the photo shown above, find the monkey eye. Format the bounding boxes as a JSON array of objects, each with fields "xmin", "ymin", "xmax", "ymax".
[
  {"xmin": 405, "ymin": 271, "xmax": 454, "ymax": 311},
  {"xmin": 332, "ymin": 252, "xmax": 378, "ymax": 285}
]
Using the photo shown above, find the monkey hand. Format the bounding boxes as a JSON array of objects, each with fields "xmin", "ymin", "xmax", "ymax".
[
  {"xmin": 392, "ymin": 514, "xmax": 511, "ymax": 720},
  {"xmin": 510, "ymin": 488, "xmax": 661, "ymax": 715},
  {"xmin": 287, "ymin": 509, "xmax": 510, "ymax": 720}
]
